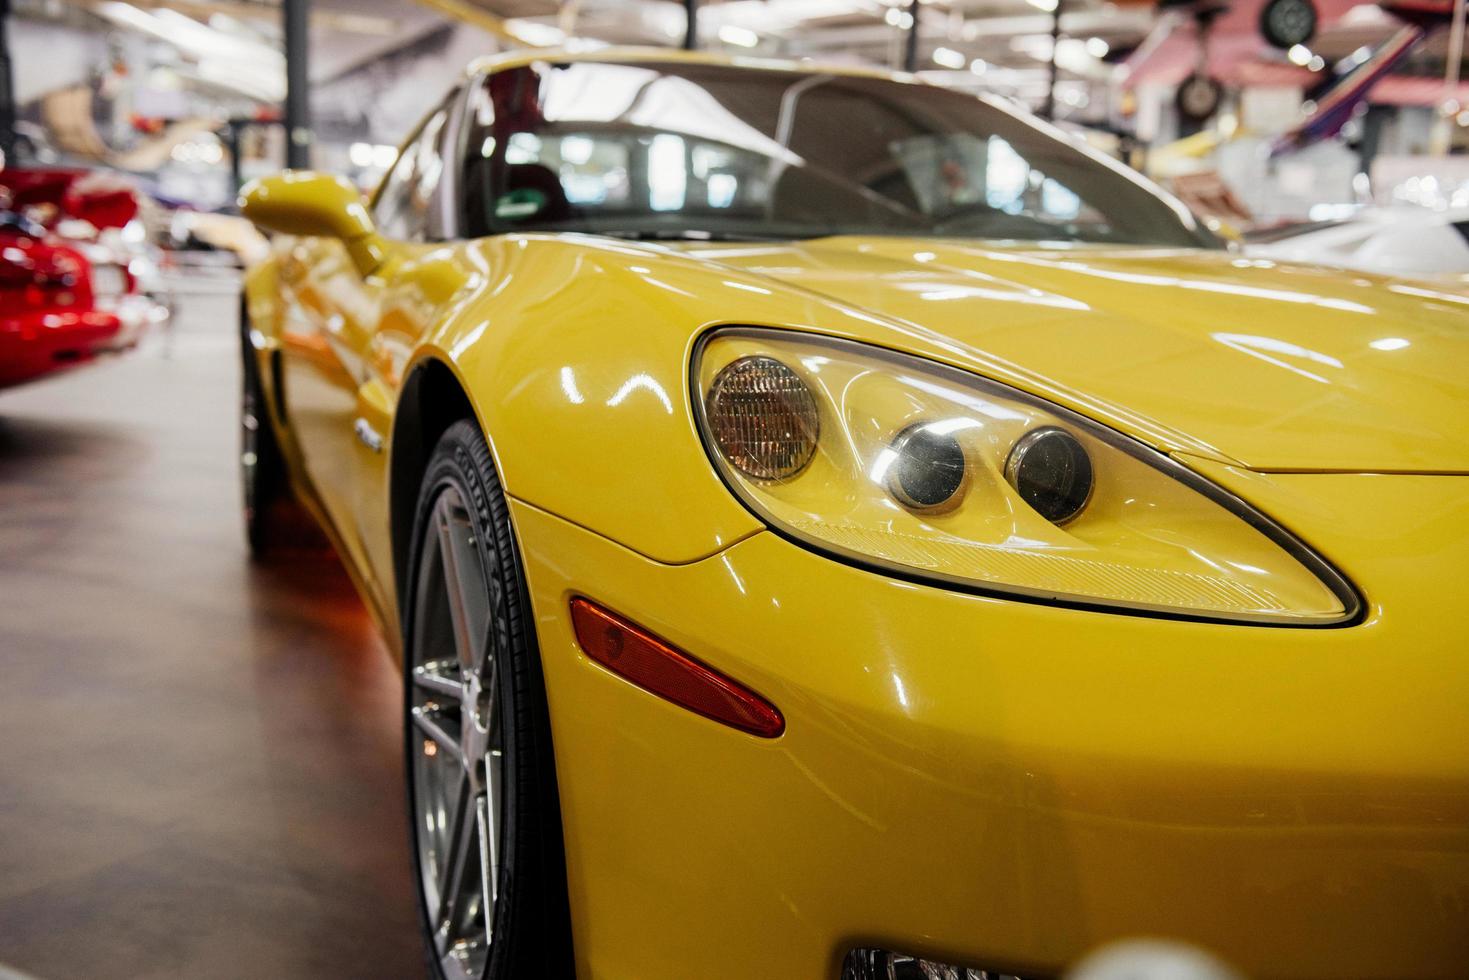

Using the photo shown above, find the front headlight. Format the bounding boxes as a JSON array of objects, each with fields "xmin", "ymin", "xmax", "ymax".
[{"xmin": 692, "ymin": 327, "xmax": 1359, "ymax": 626}]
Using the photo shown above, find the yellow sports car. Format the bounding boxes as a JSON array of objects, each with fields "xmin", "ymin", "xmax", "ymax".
[{"xmin": 238, "ymin": 49, "xmax": 1468, "ymax": 980}]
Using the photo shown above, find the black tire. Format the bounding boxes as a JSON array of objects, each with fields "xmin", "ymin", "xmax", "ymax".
[
  {"xmin": 1260, "ymin": 0, "xmax": 1317, "ymax": 50},
  {"xmin": 239, "ymin": 296, "xmax": 293, "ymax": 557},
  {"xmin": 1176, "ymin": 72, "xmax": 1224, "ymax": 124},
  {"xmin": 403, "ymin": 419, "xmax": 574, "ymax": 980}
]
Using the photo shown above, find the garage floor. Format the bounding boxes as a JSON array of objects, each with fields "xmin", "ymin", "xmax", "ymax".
[{"xmin": 0, "ymin": 289, "xmax": 423, "ymax": 979}]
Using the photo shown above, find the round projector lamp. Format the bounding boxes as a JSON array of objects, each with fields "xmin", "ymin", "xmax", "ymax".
[
  {"xmin": 887, "ymin": 423, "xmax": 967, "ymax": 511},
  {"xmin": 706, "ymin": 356, "xmax": 820, "ymax": 481},
  {"xmin": 1005, "ymin": 426, "xmax": 1094, "ymax": 525}
]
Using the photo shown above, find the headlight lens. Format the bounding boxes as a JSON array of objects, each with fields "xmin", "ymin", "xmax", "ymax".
[
  {"xmin": 706, "ymin": 355, "xmax": 821, "ymax": 480},
  {"xmin": 693, "ymin": 328, "xmax": 1359, "ymax": 626}
]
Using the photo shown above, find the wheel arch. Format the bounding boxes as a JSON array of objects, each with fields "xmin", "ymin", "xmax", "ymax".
[
  {"xmin": 390, "ymin": 355, "xmax": 479, "ymax": 616},
  {"xmin": 239, "ymin": 265, "xmax": 290, "ymax": 448}
]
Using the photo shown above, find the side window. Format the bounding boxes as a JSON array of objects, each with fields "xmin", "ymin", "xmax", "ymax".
[
  {"xmin": 372, "ymin": 89, "xmax": 461, "ymax": 241},
  {"xmin": 456, "ymin": 66, "xmax": 778, "ymax": 234}
]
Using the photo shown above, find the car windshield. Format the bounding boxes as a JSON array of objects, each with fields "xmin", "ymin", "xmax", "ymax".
[{"xmin": 459, "ymin": 59, "xmax": 1218, "ymax": 248}]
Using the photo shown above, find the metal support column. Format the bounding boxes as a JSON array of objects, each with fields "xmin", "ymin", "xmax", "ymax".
[
  {"xmin": 0, "ymin": 0, "xmax": 15, "ymax": 166},
  {"xmin": 283, "ymin": 0, "xmax": 311, "ymax": 169},
  {"xmin": 1435, "ymin": 0, "xmax": 1467, "ymax": 155},
  {"xmin": 1043, "ymin": 0, "xmax": 1062, "ymax": 119},
  {"xmin": 903, "ymin": 0, "xmax": 919, "ymax": 72},
  {"xmin": 683, "ymin": 0, "xmax": 697, "ymax": 50},
  {"xmin": 223, "ymin": 119, "xmax": 244, "ymax": 202}
]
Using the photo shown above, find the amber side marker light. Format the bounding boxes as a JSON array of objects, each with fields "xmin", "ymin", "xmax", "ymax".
[{"xmin": 569, "ymin": 598, "xmax": 785, "ymax": 738}]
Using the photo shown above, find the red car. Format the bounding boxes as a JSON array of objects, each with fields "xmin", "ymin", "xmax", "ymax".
[{"xmin": 0, "ymin": 170, "xmax": 155, "ymax": 390}]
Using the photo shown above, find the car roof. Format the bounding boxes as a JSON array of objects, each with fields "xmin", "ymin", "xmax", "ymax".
[{"xmin": 465, "ymin": 45, "xmax": 912, "ymax": 85}]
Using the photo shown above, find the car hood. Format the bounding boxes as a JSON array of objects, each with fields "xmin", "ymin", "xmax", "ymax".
[{"xmin": 682, "ymin": 238, "xmax": 1469, "ymax": 473}]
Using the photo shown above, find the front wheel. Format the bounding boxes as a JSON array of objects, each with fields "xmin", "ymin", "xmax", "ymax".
[{"xmin": 403, "ymin": 419, "xmax": 574, "ymax": 980}]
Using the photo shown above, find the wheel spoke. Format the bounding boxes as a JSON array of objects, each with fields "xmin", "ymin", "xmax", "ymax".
[
  {"xmin": 437, "ymin": 949, "xmax": 476, "ymax": 980},
  {"xmin": 434, "ymin": 495, "xmax": 491, "ymax": 675},
  {"xmin": 481, "ymin": 668, "xmax": 503, "ymax": 923},
  {"xmin": 412, "ymin": 660, "xmax": 462, "ymax": 700},
  {"xmin": 477, "ymin": 655, "xmax": 498, "ymax": 741},
  {"xmin": 412, "ymin": 705, "xmax": 467, "ymax": 770},
  {"xmin": 476, "ymin": 791, "xmax": 497, "ymax": 944},
  {"xmin": 436, "ymin": 786, "xmax": 483, "ymax": 945}
]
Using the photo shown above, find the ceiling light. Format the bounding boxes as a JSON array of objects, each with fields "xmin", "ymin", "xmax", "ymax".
[
  {"xmin": 970, "ymin": 58, "xmax": 987, "ymax": 74},
  {"xmin": 718, "ymin": 24, "xmax": 759, "ymax": 48},
  {"xmin": 932, "ymin": 47, "xmax": 966, "ymax": 69},
  {"xmin": 1287, "ymin": 43, "xmax": 1313, "ymax": 66},
  {"xmin": 1086, "ymin": 37, "xmax": 1109, "ymax": 58},
  {"xmin": 1027, "ymin": 0, "xmax": 1059, "ymax": 12}
]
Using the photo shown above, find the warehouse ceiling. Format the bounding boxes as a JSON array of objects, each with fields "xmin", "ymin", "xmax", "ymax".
[{"xmin": 11, "ymin": 0, "xmax": 1457, "ymax": 134}]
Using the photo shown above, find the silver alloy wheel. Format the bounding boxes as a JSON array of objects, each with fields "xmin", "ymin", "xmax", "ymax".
[{"xmin": 409, "ymin": 483, "xmax": 505, "ymax": 980}]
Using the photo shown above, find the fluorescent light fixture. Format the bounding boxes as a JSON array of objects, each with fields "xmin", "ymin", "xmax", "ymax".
[
  {"xmin": 932, "ymin": 47, "xmax": 966, "ymax": 69},
  {"xmin": 718, "ymin": 24, "xmax": 760, "ymax": 47}
]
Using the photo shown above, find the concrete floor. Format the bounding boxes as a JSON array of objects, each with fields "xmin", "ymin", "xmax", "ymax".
[{"xmin": 0, "ymin": 289, "xmax": 423, "ymax": 979}]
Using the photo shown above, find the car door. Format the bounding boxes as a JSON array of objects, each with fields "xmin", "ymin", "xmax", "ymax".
[{"xmin": 276, "ymin": 87, "xmax": 467, "ymax": 617}]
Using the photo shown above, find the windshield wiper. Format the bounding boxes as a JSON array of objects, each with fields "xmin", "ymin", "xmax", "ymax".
[{"xmin": 597, "ymin": 229, "xmax": 802, "ymax": 243}]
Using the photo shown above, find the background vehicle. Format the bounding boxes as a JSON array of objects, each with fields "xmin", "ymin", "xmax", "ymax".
[
  {"xmin": 0, "ymin": 168, "xmax": 170, "ymax": 389},
  {"xmin": 239, "ymin": 50, "xmax": 1469, "ymax": 980},
  {"xmin": 1247, "ymin": 205, "xmax": 1469, "ymax": 277},
  {"xmin": 0, "ymin": 211, "xmax": 132, "ymax": 389}
]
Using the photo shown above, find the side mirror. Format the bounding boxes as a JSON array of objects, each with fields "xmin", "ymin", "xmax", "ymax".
[{"xmin": 240, "ymin": 171, "xmax": 385, "ymax": 276}]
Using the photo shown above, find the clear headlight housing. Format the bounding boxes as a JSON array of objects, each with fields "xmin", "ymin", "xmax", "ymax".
[{"xmin": 693, "ymin": 327, "xmax": 1359, "ymax": 626}]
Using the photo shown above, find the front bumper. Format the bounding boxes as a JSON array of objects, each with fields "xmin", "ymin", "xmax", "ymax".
[{"xmin": 511, "ymin": 464, "xmax": 1469, "ymax": 980}]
